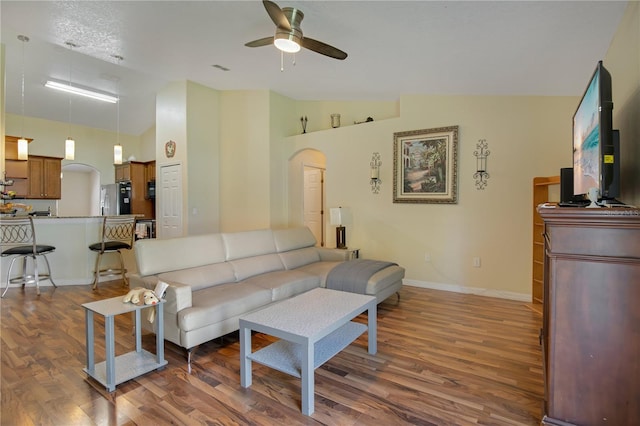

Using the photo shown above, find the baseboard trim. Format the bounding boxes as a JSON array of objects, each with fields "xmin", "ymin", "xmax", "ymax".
[{"xmin": 403, "ymin": 279, "xmax": 530, "ymax": 302}]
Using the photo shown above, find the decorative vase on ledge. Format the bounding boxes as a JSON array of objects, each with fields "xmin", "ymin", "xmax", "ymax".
[{"xmin": 331, "ymin": 114, "xmax": 341, "ymax": 128}]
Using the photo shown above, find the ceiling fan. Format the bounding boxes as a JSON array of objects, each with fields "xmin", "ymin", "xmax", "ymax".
[{"xmin": 245, "ymin": 0, "xmax": 348, "ymax": 60}]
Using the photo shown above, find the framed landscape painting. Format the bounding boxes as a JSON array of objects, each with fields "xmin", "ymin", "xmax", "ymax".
[{"xmin": 393, "ymin": 126, "xmax": 459, "ymax": 204}]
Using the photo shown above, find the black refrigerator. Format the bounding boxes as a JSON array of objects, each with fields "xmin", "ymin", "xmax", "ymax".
[{"xmin": 100, "ymin": 181, "xmax": 132, "ymax": 215}]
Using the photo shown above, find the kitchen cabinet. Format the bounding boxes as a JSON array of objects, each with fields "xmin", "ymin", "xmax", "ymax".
[
  {"xmin": 27, "ymin": 156, "xmax": 62, "ymax": 199},
  {"xmin": 145, "ymin": 161, "xmax": 156, "ymax": 182},
  {"xmin": 4, "ymin": 160, "xmax": 29, "ymax": 198},
  {"xmin": 114, "ymin": 163, "xmax": 130, "ymax": 182},
  {"xmin": 4, "ymin": 136, "xmax": 32, "ymax": 198}
]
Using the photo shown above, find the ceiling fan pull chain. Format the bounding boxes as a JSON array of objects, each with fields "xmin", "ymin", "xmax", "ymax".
[
  {"xmin": 292, "ymin": 53, "xmax": 296, "ymax": 67},
  {"xmin": 280, "ymin": 50, "xmax": 284, "ymax": 72}
]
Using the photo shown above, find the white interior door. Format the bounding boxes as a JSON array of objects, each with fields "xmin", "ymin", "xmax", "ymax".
[
  {"xmin": 303, "ymin": 166, "xmax": 324, "ymax": 246},
  {"xmin": 159, "ymin": 163, "xmax": 183, "ymax": 239}
]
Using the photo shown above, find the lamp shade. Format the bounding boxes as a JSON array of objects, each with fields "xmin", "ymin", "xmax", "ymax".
[
  {"xmin": 65, "ymin": 138, "xmax": 75, "ymax": 160},
  {"xmin": 17, "ymin": 138, "xmax": 29, "ymax": 160},
  {"xmin": 114, "ymin": 144, "xmax": 123, "ymax": 165},
  {"xmin": 330, "ymin": 207, "xmax": 343, "ymax": 226}
]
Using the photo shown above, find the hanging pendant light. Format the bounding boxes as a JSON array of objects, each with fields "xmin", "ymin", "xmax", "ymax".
[
  {"xmin": 65, "ymin": 138, "xmax": 75, "ymax": 160},
  {"xmin": 113, "ymin": 55, "xmax": 123, "ymax": 165},
  {"xmin": 17, "ymin": 35, "xmax": 29, "ymax": 160},
  {"xmin": 64, "ymin": 41, "xmax": 77, "ymax": 160}
]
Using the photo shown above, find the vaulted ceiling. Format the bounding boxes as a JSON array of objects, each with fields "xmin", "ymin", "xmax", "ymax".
[{"xmin": 1, "ymin": 1, "xmax": 628, "ymax": 135}]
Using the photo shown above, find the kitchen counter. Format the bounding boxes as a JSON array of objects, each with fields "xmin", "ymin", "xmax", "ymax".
[{"xmin": 1, "ymin": 215, "xmax": 139, "ymax": 288}]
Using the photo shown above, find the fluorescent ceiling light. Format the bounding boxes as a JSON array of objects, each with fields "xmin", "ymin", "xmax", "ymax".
[{"xmin": 45, "ymin": 80, "xmax": 118, "ymax": 103}]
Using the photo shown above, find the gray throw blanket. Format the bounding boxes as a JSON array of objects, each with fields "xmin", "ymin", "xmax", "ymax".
[{"xmin": 326, "ymin": 259, "xmax": 396, "ymax": 294}]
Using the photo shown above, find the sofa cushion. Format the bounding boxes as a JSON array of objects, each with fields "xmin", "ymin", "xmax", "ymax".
[
  {"xmin": 279, "ymin": 247, "xmax": 321, "ymax": 270},
  {"xmin": 229, "ymin": 253, "xmax": 284, "ymax": 281},
  {"xmin": 243, "ymin": 269, "xmax": 320, "ymax": 301},
  {"xmin": 157, "ymin": 262, "xmax": 236, "ymax": 291},
  {"xmin": 273, "ymin": 227, "xmax": 317, "ymax": 252},
  {"xmin": 178, "ymin": 283, "xmax": 272, "ymax": 332},
  {"xmin": 223, "ymin": 229, "xmax": 276, "ymax": 260},
  {"xmin": 135, "ymin": 233, "xmax": 226, "ymax": 276}
]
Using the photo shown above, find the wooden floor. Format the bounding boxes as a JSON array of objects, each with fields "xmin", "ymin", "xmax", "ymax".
[{"xmin": 1, "ymin": 282, "xmax": 543, "ymax": 425}]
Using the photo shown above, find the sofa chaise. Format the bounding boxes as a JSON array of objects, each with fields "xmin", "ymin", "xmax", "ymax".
[{"xmin": 130, "ymin": 227, "xmax": 404, "ymax": 369}]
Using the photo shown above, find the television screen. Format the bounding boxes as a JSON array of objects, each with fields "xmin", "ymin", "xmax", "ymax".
[{"xmin": 572, "ymin": 61, "xmax": 615, "ymax": 199}]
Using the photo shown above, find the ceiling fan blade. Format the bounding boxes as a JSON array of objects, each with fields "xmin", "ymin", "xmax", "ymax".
[
  {"xmin": 263, "ymin": 0, "xmax": 291, "ymax": 30},
  {"xmin": 245, "ymin": 36, "xmax": 274, "ymax": 48},
  {"xmin": 301, "ymin": 37, "xmax": 348, "ymax": 60}
]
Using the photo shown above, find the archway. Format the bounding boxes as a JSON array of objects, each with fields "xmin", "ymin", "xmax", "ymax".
[
  {"xmin": 288, "ymin": 149, "xmax": 326, "ymax": 246},
  {"xmin": 59, "ymin": 163, "xmax": 101, "ymax": 216}
]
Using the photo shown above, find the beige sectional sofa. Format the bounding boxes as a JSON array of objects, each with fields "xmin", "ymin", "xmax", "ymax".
[{"xmin": 130, "ymin": 227, "xmax": 404, "ymax": 367}]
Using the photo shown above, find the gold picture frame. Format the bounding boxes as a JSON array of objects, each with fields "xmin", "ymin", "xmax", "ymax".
[{"xmin": 393, "ymin": 126, "xmax": 459, "ymax": 204}]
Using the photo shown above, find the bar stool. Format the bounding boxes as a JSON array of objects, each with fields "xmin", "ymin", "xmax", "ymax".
[
  {"xmin": 89, "ymin": 216, "xmax": 136, "ymax": 290},
  {"xmin": 1, "ymin": 216, "xmax": 57, "ymax": 297}
]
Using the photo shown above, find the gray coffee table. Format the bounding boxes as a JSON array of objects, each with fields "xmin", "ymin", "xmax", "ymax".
[{"xmin": 239, "ymin": 287, "xmax": 377, "ymax": 415}]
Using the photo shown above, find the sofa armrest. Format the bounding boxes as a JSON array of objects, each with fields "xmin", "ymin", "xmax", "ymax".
[
  {"xmin": 163, "ymin": 281, "xmax": 193, "ymax": 314},
  {"xmin": 317, "ymin": 247, "xmax": 351, "ymax": 261}
]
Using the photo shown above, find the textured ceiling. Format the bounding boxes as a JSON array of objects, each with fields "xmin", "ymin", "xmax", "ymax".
[{"xmin": 1, "ymin": 1, "xmax": 628, "ymax": 136}]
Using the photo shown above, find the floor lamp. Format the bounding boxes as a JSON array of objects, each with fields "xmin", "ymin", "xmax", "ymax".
[{"xmin": 330, "ymin": 207, "xmax": 347, "ymax": 249}]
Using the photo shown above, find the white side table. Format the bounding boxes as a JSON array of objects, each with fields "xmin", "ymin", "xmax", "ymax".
[{"xmin": 82, "ymin": 296, "xmax": 167, "ymax": 392}]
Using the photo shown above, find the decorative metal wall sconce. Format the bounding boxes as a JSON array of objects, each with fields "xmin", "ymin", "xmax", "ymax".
[
  {"xmin": 370, "ymin": 152, "xmax": 381, "ymax": 194},
  {"xmin": 473, "ymin": 139, "xmax": 490, "ymax": 189}
]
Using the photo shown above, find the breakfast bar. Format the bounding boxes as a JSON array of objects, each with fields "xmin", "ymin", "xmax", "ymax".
[{"xmin": 0, "ymin": 216, "xmax": 138, "ymax": 288}]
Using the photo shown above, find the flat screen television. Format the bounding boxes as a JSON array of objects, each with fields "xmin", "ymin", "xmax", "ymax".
[{"xmin": 572, "ymin": 60, "xmax": 620, "ymax": 204}]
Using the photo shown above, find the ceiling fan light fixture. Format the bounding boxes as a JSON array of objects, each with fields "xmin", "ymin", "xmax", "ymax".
[{"xmin": 274, "ymin": 32, "xmax": 301, "ymax": 53}]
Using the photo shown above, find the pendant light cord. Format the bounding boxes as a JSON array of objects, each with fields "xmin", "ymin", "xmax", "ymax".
[
  {"xmin": 114, "ymin": 55, "xmax": 123, "ymax": 147},
  {"xmin": 18, "ymin": 35, "xmax": 29, "ymax": 138},
  {"xmin": 65, "ymin": 42, "xmax": 78, "ymax": 139}
]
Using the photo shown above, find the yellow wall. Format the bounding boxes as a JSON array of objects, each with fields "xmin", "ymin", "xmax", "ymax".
[
  {"xmin": 1, "ymin": 44, "xmax": 5, "ymax": 169},
  {"xmin": 605, "ymin": 1, "xmax": 640, "ymax": 206},
  {"xmin": 284, "ymin": 95, "xmax": 577, "ymax": 298},
  {"xmin": 4, "ymin": 113, "xmax": 141, "ymax": 185},
  {"xmin": 219, "ymin": 90, "xmax": 272, "ymax": 231},
  {"xmin": 186, "ymin": 81, "xmax": 220, "ymax": 235},
  {"xmin": 293, "ymin": 100, "xmax": 399, "ymax": 135}
]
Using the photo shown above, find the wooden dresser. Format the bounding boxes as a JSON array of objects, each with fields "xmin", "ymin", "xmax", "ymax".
[{"xmin": 538, "ymin": 206, "xmax": 640, "ymax": 426}]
